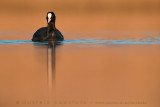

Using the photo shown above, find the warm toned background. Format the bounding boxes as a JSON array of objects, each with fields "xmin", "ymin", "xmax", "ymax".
[
  {"xmin": 0, "ymin": 0, "xmax": 160, "ymax": 32},
  {"xmin": 0, "ymin": 1, "xmax": 160, "ymax": 107}
]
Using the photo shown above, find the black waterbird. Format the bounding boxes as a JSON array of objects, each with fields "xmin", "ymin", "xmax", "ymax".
[{"xmin": 32, "ymin": 12, "xmax": 64, "ymax": 42}]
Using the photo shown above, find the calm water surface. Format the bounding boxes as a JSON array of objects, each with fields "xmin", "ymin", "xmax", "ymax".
[
  {"xmin": 0, "ymin": 31, "xmax": 160, "ymax": 107},
  {"xmin": 1, "ymin": 0, "xmax": 160, "ymax": 106}
]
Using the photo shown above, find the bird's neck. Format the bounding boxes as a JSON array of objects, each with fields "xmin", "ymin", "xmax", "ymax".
[{"xmin": 47, "ymin": 22, "xmax": 56, "ymax": 31}]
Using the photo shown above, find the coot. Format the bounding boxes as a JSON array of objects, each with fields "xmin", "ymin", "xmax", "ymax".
[{"xmin": 32, "ymin": 12, "xmax": 64, "ymax": 42}]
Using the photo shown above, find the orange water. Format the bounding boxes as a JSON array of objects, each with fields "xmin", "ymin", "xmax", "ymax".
[{"xmin": 0, "ymin": 1, "xmax": 160, "ymax": 107}]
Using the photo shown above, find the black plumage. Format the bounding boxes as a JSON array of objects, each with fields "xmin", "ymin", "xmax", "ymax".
[{"xmin": 32, "ymin": 12, "xmax": 64, "ymax": 42}]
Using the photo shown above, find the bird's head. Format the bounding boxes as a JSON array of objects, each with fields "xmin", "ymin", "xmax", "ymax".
[{"xmin": 46, "ymin": 12, "xmax": 56, "ymax": 23}]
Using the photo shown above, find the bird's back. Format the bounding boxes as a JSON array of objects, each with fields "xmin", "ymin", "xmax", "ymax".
[
  {"xmin": 32, "ymin": 27, "xmax": 47, "ymax": 42},
  {"xmin": 32, "ymin": 27, "xmax": 64, "ymax": 42}
]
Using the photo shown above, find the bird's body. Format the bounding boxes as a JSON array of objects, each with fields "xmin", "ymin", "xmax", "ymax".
[
  {"xmin": 32, "ymin": 12, "xmax": 64, "ymax": 42},
  {"xmin": 32, "ymin": 27, "xmax": 64, "ymax": 42}
]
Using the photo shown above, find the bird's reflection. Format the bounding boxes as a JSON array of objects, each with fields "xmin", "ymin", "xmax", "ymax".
[
  {"xmin": 33, "ymin": 41, "xmax": 62, "ymax": 95},
  {"xmin": 47, "ymin": 41, "xmax": 62, "ymax": 93},
  {"xmin": 47, "ymin": 41, "xmax": 56, "ymax": 91}
]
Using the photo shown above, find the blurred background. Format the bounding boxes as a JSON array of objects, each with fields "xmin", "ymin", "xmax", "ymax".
[
  {"xmin": 0, "ymin": 1, "xmax": 160, "ymax": 107},
  {"xmin": 0, "ymin": 0, "xmax": 160, "ymax": 32}
]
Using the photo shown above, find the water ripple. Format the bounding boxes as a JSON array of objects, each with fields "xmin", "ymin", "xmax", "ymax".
[{"xmin": 0, "ymin": 37, "xmax": 160, "ymax": 45}]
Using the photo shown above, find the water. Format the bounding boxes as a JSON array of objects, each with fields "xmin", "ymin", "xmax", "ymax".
[
  {"xmin": 0, "ymin": 37, "xmax": 160, "ymax": 45},
  {"xmin": 1, "ymin": 0, "xmax": 160, "ymax": 105},
  {"xmin": 0, "ymin": 31, "xmax": 159, "ymax": 107}
]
